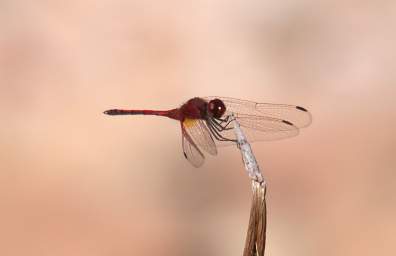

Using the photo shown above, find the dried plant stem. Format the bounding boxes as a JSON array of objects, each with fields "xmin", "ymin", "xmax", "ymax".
[
  {"xmin": 243, "ymin": 181, "xmax": 267, "ymax": 256},
  {"xmin": 233, "ymin": 116, "xmax": 267, "ymax": 256}
]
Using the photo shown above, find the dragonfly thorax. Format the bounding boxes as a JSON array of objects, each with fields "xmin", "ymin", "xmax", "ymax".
[{"xmin": 180, "ymin": 97, "xmax": 210, "ymax": 120}]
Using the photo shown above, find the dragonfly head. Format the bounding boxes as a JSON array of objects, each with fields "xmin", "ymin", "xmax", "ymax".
[{"xmin": 207, "ymin": 99, "xmax": 226, "ymax": 118}]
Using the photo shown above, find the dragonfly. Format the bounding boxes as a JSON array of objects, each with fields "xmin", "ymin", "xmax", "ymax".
[{"xmin": 104, "ymin": 97, "xmax": 312, "ymax": 167}]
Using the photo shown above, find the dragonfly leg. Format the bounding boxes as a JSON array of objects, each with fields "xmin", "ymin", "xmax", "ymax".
[
  {"xmin": 207, "ymin": 119, "xmax": 237, "ymax": 142},
  {"xmin": 216, "ymin": 115, "xmax": 234, "ymax": 127},
  {"xmin": 216, "ymin": 115, "xmax": 229, "ymax": 123},
  {"xmin": 207, "ymin": 124, "xmax": 224, "ymax": 141},
  {"xmin": 206, "ymin": 120, "xmax": 226, "ymax": 140},
  {"xmin": 220, "ymin": 117, "xmax": 235, "ymax": 130},
  {"xmin": 212, "ymin": 116, "xmax": 234, "ymax": 131},
  {"xmin": 209, "ymin": 124, "xmax": 234, "ymax": 142},
  {"xmin": 210, "ymin": 118, "xmax": 224, "ymax": 131}
]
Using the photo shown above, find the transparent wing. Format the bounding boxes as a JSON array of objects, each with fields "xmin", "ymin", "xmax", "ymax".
[
  {"xmin": 181, "ymin": 123, "xmax": 205, "ymax": 167},
  {"xmin": 202, "ymin": 96, "xmax": 311, "ymax": 146},
  {"xmin": 183, "ymin": 118, "xmax": 217, "ymax": 156},
  {"xmin": 204, "ymin": 96, "xmax": 312, "ymax": 128},
  {"xmin": 207, "ymin": 115, "xmax": 300, "ymax": 147}
]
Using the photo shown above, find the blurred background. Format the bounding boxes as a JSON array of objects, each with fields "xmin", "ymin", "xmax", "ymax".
[{"xmin": 1, "ymin": 1, "xmax": 395, "ymax": 255}]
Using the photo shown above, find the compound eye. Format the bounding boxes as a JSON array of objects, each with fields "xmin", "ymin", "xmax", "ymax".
[{"xmin": 208, "ymin": 99, "xmax": 226, "ymax": 118}]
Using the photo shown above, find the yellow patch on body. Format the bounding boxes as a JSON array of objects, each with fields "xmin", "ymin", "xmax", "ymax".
[{"xmin": 183, "ymin": 118, "xmax": 198, "ymax": 128}]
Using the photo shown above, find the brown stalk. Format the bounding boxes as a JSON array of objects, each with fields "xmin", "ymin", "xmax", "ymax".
[{"xmin": 243, "ymin": 181, "xmax": 267, "ymax": 256}]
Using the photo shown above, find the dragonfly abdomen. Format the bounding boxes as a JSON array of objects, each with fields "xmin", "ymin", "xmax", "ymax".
[{"xmin": 104, "ymin": 108, "xmax": 181, "ymax": 120}]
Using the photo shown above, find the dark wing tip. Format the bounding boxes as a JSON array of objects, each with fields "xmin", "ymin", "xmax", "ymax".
[
  {"xmin": 296, "ymin": 106, "xmax": 308, "ymax": 112},
  {"xmin": 282, "ymin": 120, "xmax": 294, "ymax": 126},
  {"xmin": 183, "ymin": 152, "xmax": 187, "ymax": 159}
]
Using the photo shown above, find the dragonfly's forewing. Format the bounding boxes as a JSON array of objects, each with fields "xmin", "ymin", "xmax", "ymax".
[
  {"xmin": 203, "ymin": 96, "xmax": 311, "ymax": 145},
  {"xmin": 204, "ymin": 96, "xmax": 312, "ymax": 128}
]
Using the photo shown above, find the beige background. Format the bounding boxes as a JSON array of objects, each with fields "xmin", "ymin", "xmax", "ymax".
[{"xmin": 1, "ymin": 1, "xmax": 395, "ymax": 255}]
